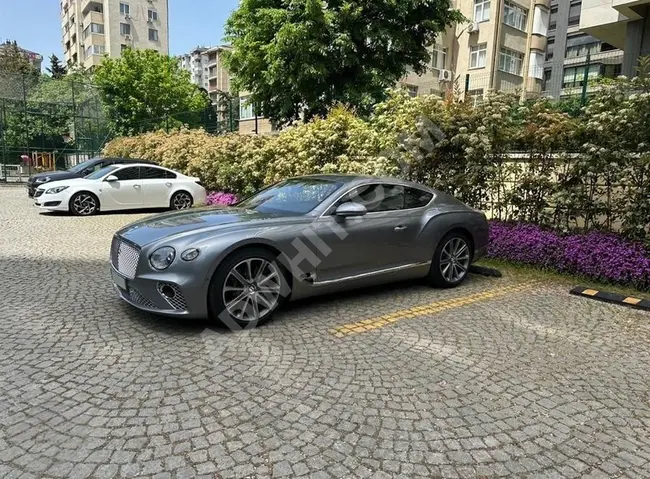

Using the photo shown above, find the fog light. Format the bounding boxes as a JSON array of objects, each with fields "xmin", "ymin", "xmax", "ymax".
[
  {"xmin": 160, "ymin": 285, "xmax": 176, "ymax": 299},
  {"xmin": 181, "ymin": 248, "xmax": 200, "ymax": 261}
]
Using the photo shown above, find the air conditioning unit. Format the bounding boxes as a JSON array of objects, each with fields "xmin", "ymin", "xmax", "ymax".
[
  {"xmin": 125, "ymin": 34, "xmax": 132, "ymax": 41},
  {"xmin": 467, "ymin": 22, "xmax": 480, "ymax": 33},
  {"xmin": 147, "ymin": 19, "xmax": 153, "ymax": 24},
  {"xmin": 124, "ymin": 14, "xmax": 131, "ymax": 19},
  {"xmin": 438, "ymin": 69, "xmax": 453, "ymax": 82}
]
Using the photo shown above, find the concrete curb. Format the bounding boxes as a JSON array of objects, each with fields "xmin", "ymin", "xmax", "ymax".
[{"xmin": 570, "ymin": 286, "xmax": 650, "ymax": 312}]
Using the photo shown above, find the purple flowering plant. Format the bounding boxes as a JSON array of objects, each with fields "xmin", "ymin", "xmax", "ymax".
[
  {"xmin": 487, "ymin": 221, "xmax": 650, "ymax": 290},
  {"xmin": 206, "ymin": 191, "xmax": 239, "ymax": 207}
]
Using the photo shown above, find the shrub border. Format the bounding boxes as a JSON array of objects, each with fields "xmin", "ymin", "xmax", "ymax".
[{"xmin": 569, "ymin": 286, "xmax": 650, "ymax": 312}]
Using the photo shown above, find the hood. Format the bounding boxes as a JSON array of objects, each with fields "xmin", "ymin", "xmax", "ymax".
[
  {"xmin": 30, "ymin": 170, "xmax": 79, "ymax": 183},
  {"xmin": 117, "ymin": 206, "xmax": 306, "ymax": 246},
  {"xmin": 35, "ymin": 177, "xmax": 89, "ymax": 190}
]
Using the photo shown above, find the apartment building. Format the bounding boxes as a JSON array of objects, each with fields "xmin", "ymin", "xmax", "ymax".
[
  {"xmin": 61, "ymin": 0, "xmax": 169, "ymax": 69},
  {"xmin": 581, "ymin": 0, "xmax": 650, "ymax": 76},
  {"xmin": 401, "ymin": 0, "xmax": 552, "ymax": 102},
  {"xmin": 0, "ymin": 41, "xmax": 43, "ymax": 71},
  {"xmin": 206, "ymin": 46, "xmax": 231, "ymax": 104},
  {"xmin": 178, "ymin": 47, "xmax": 210, "ymax": 91},
  {"xmin": 542, "ymin": 0, "xmax": 623, "ymax": 98}
]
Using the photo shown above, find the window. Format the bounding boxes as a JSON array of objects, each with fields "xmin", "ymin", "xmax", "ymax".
[
  {"xmin": 568, "ymin": 1, "xmax": 581, "ymax": 26},
  {"xmin": 432, "ymin": 44, "xmax": 448, "ymax": 70},
  {"xmin": 474, "ymin": 0, "xmax": 491, "ymax": 22},
  {"xmin": 120, "ymin": 23, "xmax": 131, "ymax": 36},
  {"xmin": 85, "ymin": 165, "xmax": 120, "ymax": 180},
  {"xmin": 121, "ymin": 44, "xmax": 128, "ymax": 52},
  {"xmin": 148, "ymin": 29, "xmax": 159, "ymax": 41},
  {"xmin": 114, "ymin": 167, "xmax": 139, "ymax": 181},
  {"xmin": 566, "ymin": 42, "xmax": 600, "ymax": 58},
  {"xmin": 148, "ymin": 9, "xmax": 158, "ymax": 21},
  {"xmin": 405, "ymin": 84, "xmax": 419, "ymax": 97},
  {"xmin": 336, "ymin": 184, "xmax": 405, "ymax": 213},
  {"xmin": 120, "ymin": 2, "xmax": 130, "ymax": 15},
  {"xmin": 542, "ymin": 68, "xmax": 553, "ymax": 92},
  {"xmin": 404, "ymin": 188, "xmax": 434, "ymax": 209},
  {"xmin": 470, "ymin": 43, "xmax": 488, "ymax": 69},
  {"xmin": 141, "ymin": 167, "xmax": 169, "ymax": 180},
  {"xmin": 82, "ymin": 23, "xmax": 104, "ymax": 39},
  {"xmin": 549, "ymin": 6, "xmax": 557, "ymax": 30},
  {"xmin": 498, "ymin": 48, "xmax": 524, "ymax": 76},
  {"xmin": 85, "ymin": 45, "xmax": 105, "ymax": 58},
  {"xmin": 562, "ymin": 64, "xmax": 600, "ymax": 88},
  {"xmin": 603, "ymin": 63, "xmax": 622, "ymax": 79},
  {"xmin": 239, "ymin": 178, "xmax": 344, "ymax": 215},
  {"xmin": 240, "ymin": 96, "xmax": 255, "ymax": 120},
  {"xmin": 503, "ymin": 1, "xmax": 528, "ymax": 31}
]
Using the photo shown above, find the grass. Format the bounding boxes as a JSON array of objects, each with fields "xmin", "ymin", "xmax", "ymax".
[{"xmin": 476, "ymin": 258, "xmax": 650, "ymax": 300}]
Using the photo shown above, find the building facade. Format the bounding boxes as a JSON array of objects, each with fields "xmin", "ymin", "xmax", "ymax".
[
  {"xmin": 60, "ymin": 0, "xmax": 169, "ymax": 69},
  {"xmin": 581, "ymin": 0, "xmax": 650, "ymax": 76},
  {"xmin": 0, "ymin": 41, "xmax": 43, "ymax": 71},
  {"xmin": 178, "ymin": 47, "xmax": 210, "ymax": 91},
  {"xmin": 542, "ymin": 0, "xmax": 623, "ymax": 99},
  {"xmin": 205, "ymin": 46, "xmax": 231, "ymax": 104},
  {"xmin": 400, "ymin": 0, "xmax": 552, "ymax": 102}
]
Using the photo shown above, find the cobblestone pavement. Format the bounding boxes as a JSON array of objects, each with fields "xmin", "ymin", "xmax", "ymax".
[{"xmin": 1, "ymin": 185, "xmax": 650, "ymax": 479}]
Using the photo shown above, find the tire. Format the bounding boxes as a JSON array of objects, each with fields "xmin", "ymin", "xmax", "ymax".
[
  {"xmin": 428, "ymin": 231, "xmax": 473, "ymax": 288},
  {"xmin": 170, "ymin": 191, "xmax": 193, "ymax": 210},
  {"xmin": 69, "ymin": 191, "xmax": 99, "ymax": 216},
  {"xmin": 208, "ymin": 248, "xmax": 290, "ymax": 329}
]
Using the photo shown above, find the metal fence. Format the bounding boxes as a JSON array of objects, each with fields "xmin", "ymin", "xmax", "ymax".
[{"xmin": 0, "ymin": 69, "xmax": 239, "ymax": 182}]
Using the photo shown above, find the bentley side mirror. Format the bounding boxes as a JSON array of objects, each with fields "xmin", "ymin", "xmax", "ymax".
[{"xmin": 334, "ymin": 202, "xmax": 367, "ymax": 218}]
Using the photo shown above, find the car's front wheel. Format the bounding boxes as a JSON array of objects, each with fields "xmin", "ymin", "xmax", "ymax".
[
  {"xmin": 170, "ymin": 191, "xmax": 193, "ymax": 210},
  {"xmin": 208, "ymin": 248, "xmax": 289, "ymax": 329},
  {"xmin": 69, "ymin": 192, "xmax": 99, "ymax": 216},
  {"xmin": 428, "ymin": 232, "xmax": 472, "ymax": 288}
]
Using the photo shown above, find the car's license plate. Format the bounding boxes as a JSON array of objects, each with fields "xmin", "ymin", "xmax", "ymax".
[{"xmin": 112, "ymin": 269, "xmax": 127, "ymax": 290}]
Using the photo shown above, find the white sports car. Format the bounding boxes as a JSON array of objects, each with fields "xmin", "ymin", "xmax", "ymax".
[{"xmin": 33, "ymin": 163, "xmax": 207, "ymax": 216}]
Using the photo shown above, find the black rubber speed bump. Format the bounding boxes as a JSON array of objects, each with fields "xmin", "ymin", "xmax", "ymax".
[
  {"xmin": 570, "ymin": 286, "xmax": 650, "ymax": 311},
  {"xmin": 469, "ymin": 265, "xmax": 503, "ymax": 278}
]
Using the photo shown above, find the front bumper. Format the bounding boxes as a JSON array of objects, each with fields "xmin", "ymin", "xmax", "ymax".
[
  {"xmin": 33, "ymin": 191, "xmax": 70, "ymax": 212},
  {"xmin": 111, "ymin": 266, "xmax": 206, "ymax": 319}
]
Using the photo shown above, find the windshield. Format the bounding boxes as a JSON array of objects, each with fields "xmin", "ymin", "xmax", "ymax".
[
  {"xmin": 68, "ymin": 158, "xmax": 98, "ymax": 173},
  {"xmin": 238, "ymin": 178, "xmax": 343, "ymax": 215},
  {"xmin": 85, "ymin": 165, "xmax": 119, "ymax": 180}
]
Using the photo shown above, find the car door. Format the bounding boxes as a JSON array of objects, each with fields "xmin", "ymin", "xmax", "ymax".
[
  {"xmin": 311, "ymin": 183, "xmax": 417, "ymax": 281},
  {"xmin": 102, "ymin": 166, "xmax": 143, "ymax": 210},
  {"xmin": 140, "ymin": 166, "xmax": 175, "ymax": 207}
]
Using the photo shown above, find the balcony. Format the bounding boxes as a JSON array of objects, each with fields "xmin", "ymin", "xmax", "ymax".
[
  {"xmin": 83, "ymin": 10, "xmax": 104, "ymax": 26},
  {"xmin": 81, "ymin": 0, "xmax": 103, "ymax": 15},
  {"xmin": 580, "ymin": 0, "xmax": 632, "ymax": 48}
]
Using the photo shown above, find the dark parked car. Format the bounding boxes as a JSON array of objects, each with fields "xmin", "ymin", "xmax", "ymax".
[{"xmin": 27, "ymin": 157, "xmax": 153, "ymax": 197}]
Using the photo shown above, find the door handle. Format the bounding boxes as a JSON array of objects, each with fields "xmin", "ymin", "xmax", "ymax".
[
  {"xmin": 394, "ymin": 225, "xmax": 407, "ymax": 231},
  {"xmin": 165, "ymin": 182, "xmax": 172, "ymax": 187},
  {"xmin": 133, "ymin": 184, "xmax": 141, "ymax": 189}
]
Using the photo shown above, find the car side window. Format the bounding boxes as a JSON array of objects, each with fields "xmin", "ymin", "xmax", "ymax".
[
  {"xmin": 404, "ymin": 187, "xmax": 433, "ymax": 209},
  {"xmin": 114, "ymin": 167, "xmax": 140, "ymax": 181},
  {"xmin": 335, "ymin": 184, "xmax": 405, "ymax": 213},
  {"xmin": 141, "ymin": 167, "xmax": 168, "ymax": 180},
  {"xmin": 165, "ymin": 170, "xmax": 177, "ymax": 179}
]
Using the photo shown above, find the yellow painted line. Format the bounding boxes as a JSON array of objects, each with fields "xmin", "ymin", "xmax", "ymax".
[
  {"xmin": 582, "ymin": 289, "xmax": 599, "ymax": 296},
  {"xmin": 623, "ymin": 297, "xmax": 642, "ymax": 305},
  {"xmin": 330, "ymin": 282, "xmax": 539, "ymax": 337}
]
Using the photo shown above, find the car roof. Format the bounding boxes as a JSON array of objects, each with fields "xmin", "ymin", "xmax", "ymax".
[
  {"xmin": 295, "ymin": 174, "xmax": 433, "ymax": 191},
  {"xmin": 103, "ymin": 157, "xmax": 154, "ymax": 163}
]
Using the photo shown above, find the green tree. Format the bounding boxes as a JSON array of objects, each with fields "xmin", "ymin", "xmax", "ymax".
[
  {"xmin": 93, "ymin": 49, "xmax": 209, "ymax": 135},
  {"xmin": 0, "ymin": 40, "xmax": 39, "ymax": 75},
  {"xmin": 46, "ymin": 54, "xmax": 67, "ymax": 79},
  {"xmin": 224, "ymin": 0, "xmax": 463, "ymax": 126}
]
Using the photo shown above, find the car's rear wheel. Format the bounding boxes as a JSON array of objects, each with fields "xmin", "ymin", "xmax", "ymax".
[
  {"xmin": 428, "ymin": 232, "xmax": 472, "ymax": 288},
  {"xmin": 170, "ymin": 191, "xmax": 193, "ymax": 210},
  {"xmin": 208, "ymin": 248, "xmax": 289, "ymax": 329},
  {"xmin": 69, "ymin": 192, "xmax": 99, "ymax": 216}
]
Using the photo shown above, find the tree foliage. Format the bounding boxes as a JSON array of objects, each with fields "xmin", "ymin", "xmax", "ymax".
[
  {"xmin": 0, "ymin": 40, "xmax": 39, "ymax": 76},
  {"xmin": 93, "ymin": 49, "xmax": 209, "ymax": 136},
  {"xmin": 47, "ymin": 54, "xmax": 67, "ymax": 79},
  {"xmin": 224, "ymin": 0, "xmax": 463, "ymax": 126}
]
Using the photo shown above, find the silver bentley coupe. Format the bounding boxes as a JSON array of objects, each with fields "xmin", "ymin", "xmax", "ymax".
[{"xmin": 110, "ymin": 175, "xmax": 489, "ymax": 327}]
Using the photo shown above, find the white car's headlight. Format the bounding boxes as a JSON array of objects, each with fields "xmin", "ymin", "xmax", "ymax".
[
  {"xmin": 149, "ymin": 247, "xmax": 176, "ymax": 270},
  {"xmin": 45, "ymin": 185, "xmax": 69, "ymax": 194}
]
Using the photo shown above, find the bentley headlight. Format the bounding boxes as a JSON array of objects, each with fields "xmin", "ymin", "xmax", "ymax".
[
  {"xmin": 45, "ymin": 185, "xmax": 69, "ymax": 194},
  {"xmin": 149, "ymin": 247, "xmax": 176, "ymax": 270}
]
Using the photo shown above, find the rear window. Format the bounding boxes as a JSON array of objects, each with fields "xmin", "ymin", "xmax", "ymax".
[{"xmin": 404, "ymin": 187, "xmax": 433, "ymax": 209}]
